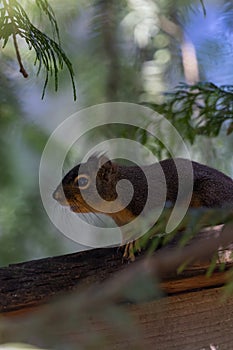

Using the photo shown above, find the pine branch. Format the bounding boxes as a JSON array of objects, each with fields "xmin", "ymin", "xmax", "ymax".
[
  {"xmin": 146, "ymin": 82, "xmax": 233, "ymax": 146},
  {"xmin": 0, "ymin": 0, "xmax": 76, "ymax": 100},
  {"xmin": 35, "ymin": 0, "xmax": 60, "ymax": 42}
]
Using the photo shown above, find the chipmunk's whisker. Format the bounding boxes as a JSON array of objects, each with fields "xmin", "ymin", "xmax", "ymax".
[
  {"xmin": 86, "ymin": 212, "xmax": 108, "ymax": 227},
  {"xmin": 72, "ymin": 198, "xmax": 108, "ymax": 227}
]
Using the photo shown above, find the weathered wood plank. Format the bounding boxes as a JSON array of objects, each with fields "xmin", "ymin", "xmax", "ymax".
[
  {"xmin": 0, "ymin": 246, "xmax": 232, "ymax": 315},
  {"xmin": 0, "ymin": 247, "xmax": 125, "ymax": 313},
  {"xmin": 1, "ymin": 224, "xmax": 232, "ymax": 315},
  {"xmin": 1, "ymin": 287, "xmax": 233, "ymax": 350},
  {"xmin": 79, "ymin": 286, "xmax": 233, "ymax": 349},
  {"xmin": 128, "ymin": 287, "xmax": 233, "ymax": 350}
]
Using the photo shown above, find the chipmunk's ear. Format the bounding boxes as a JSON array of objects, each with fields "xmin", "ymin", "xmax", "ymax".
[
  {"xmin": 87, "ymin": 152, "xmax": 106, "ymax": 161},
  {"xmin": 87, "ymin": 153, "xmax": 116, "ymax": 179},
  {"xmin": 88, "ymin": 152, "xmax": 111, "ymax": 168},
  {"xmin": 97, "ymin": 155, "xmax": 117, "ymax": 181},
  {"xmin": 97, "ymin": 154, "xmax": 111, "ymax": 167}
]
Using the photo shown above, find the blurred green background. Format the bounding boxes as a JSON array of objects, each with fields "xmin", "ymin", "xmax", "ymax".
[{"xmin": 0, "ymin": 0, "xmax": 233, "ymax": 266}]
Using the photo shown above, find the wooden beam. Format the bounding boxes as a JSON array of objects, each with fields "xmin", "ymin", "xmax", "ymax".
[
  {"xmin": 1, "ymin": 225, "xmax": 233, "ymax": 350},
  {"xmin": 1, "ymin": 247, "xmax": 232, "ymax": 316},
  {"xmin": 2, "ymin": 286, "xmax": 233, "ymax": 349},
  {"xmin": 1, "ymin": 223, "xmax": 233, "ymax": 316},
  {"xmin": 0, "ymin": 247, "xmax": 125, "ymax": 314}
]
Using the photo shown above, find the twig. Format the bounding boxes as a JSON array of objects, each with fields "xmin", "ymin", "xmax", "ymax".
[
  {"xmin": 5, "ymin": 0, "xmax": 29, "ymax": 78},
  {"xmin": 4, "ymin": 1, "xmax": 28, "ymax": 78},
  {"xmin": 12, "ymin": 31, "xmax": 28, "ymax": 78}
]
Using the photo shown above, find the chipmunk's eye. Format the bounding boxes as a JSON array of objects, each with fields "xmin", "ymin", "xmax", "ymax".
[{"xmin": 74, "ymin": 174, "xmax": 90, "ymax": 189}]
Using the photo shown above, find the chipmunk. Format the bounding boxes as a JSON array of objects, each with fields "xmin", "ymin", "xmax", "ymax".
[{"xmin": 53, "ymin": 155, "xmax": 233, "ymax": 259}]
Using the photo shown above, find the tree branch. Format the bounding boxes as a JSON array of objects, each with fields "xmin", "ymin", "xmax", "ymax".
[
  {"xmin": 12, "ymin": 32, "xmax": 28, "ymax": 78},
  {"xmin": 1, "ymin": 223, "xmax": 233, "ymax": 316}
]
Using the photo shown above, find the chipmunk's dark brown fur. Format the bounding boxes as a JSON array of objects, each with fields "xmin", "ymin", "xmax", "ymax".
[
  {"xmin": 53, "ymin": 155, "xmax": 233, "ymax": 258},
  {"xmin": 54, "ymin": 155, "xmax": 233, "ymax": 217}
]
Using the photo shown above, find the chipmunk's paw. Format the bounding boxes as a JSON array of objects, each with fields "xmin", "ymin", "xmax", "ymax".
[{"xmin": 122, "ymin": 240, "xmax": 142, "ymax": 262}]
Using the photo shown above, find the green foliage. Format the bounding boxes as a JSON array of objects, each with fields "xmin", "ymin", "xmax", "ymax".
[
  {"xmin": 138, "ymin": 207, "xmax": 233, "ymax": 271},
  {"xmin": 0, "ymin": 191, "xmax": 63, "ymax": 265},
  {"xmin": 0, "ymin": 0, "xmax": 76, "ymax": 99},
  {"xmin": 223, "ymin": 269, "xmax": 233, "ymax": 299},
  {"xmin": 22, "ymin": 124, "xmax": 50, "ymax": 154},
  {"xmin": 147, "ymin": 82, "xmax": 233, "ymax": 145},
  {"xmin": 0, "ymin": 69, "xmax": 65, "ymax": 266}
]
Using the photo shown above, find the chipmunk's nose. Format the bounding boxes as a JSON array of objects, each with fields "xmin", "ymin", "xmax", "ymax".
[
  {"xmin": 53, "ymin": 189, "xmax": 61, "ymax": 201},
  {"xmin": 53, "ymin": 186, "xmax": 69, "ymax": 206}
]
